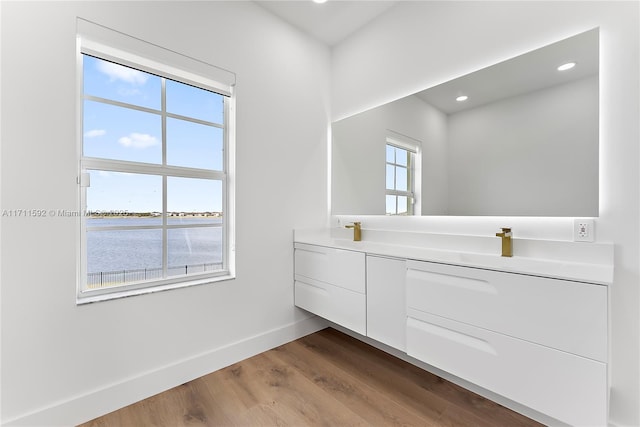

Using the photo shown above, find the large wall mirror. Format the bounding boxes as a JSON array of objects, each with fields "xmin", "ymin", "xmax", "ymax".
[{"xmin": 332, "ymin": 28, "xmax": 599, "ymax": 217}]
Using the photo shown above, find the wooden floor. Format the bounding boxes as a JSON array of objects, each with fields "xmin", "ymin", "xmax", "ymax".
[{"xmin": 80, "ymin": 328, "xmax": 543, "ymax": 427}]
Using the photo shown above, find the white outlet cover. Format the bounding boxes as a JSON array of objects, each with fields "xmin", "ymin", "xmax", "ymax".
[{"xmin": 574, "ymin": 218, "xmax": 595, "ymax": 242}]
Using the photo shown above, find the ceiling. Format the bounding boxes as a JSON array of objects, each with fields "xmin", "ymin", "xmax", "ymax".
[
  {"xmin": 254, "ymin": 2, "xmax": 599, "ymax": 115},
  {"xmin": 255, "ymin": 1, "xmax": 398, "ymax": 46}
]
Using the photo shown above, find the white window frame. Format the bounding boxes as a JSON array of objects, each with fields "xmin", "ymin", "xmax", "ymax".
[
  {"xmin": 385, "ymin": 133, "xmax": 421, "ymax": 216},
  {"xmin": 76, "ymin": 19, "xmax": 236, "ymax": 304}
]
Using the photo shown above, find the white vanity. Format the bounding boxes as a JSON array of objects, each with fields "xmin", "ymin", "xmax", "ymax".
[{"xmin": 293, "ymin": 228, "xmax": 613, "ymax": 426}]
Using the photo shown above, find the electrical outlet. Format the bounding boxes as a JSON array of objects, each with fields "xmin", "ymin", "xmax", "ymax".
[{"xmin": 574, "ymin": 219, "xmax": 595, "ymax": 242}]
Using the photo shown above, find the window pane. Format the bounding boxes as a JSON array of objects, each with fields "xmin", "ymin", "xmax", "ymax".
[
  {"xmin": 386, "ymin": 145, "xmax": 395, "ymax": 163},
  {"xmin": 86, "ymin": 228, "xmax": 163, "ymax": 287},
  {"xmin": 166, "ymin": 79, "xmax": 224, "ymax": 124},
  {"xmin": 396, "ymin": 167, "xmax": 408, "ymax": 191},
  {"xmin": 396, "ymin": 147, "xmax": 408, "ymax": 167},
  {"xmin": 397, "ymin": 196, "xmax": 408, "ymax": 215},
  {"xmin": 166, "ymin": 118, "xmax": 223, "ymax": 170},
  {"xmin": 167, "ymin": 227, "xmax": 223, "ymax": 277},
  {"xmin": 386, "ymin": 165, "xmax": 395, "ymax": 190},
  {"xmin": 386, "ymin": 195, "xmax": 397, "ymax": 215},
  {"xmin": 167, "ymin": 177, "xmax": 222, "ymax": 223},
  {"xmin": 84, "ymin": 100, "xmax": 162, "ymax": 164},
  {"xmin": 87, "ymin": 171, "xmax": 162, "ymax": 214},
  {"xmin": 83, "ymin": 55, "xmax": 161, "ymax": 110},
  {"xmin": 81, "ymin": 50, "xmax": 232, "ymax": 297}
]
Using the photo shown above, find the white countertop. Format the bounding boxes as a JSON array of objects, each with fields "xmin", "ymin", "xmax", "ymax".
[{"xmin": 294, "ymin": 228, "xmax": 614, "ymax": 285}]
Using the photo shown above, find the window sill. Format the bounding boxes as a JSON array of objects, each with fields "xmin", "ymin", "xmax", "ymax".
[{"xmin": 76, "ymin": 272, "xmax": 235, "ymax": 305}]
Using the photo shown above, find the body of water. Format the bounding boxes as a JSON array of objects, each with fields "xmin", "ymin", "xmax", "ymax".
[{"xmin": 86, "ymin": 217, "xmax": 223, "ymax": 277}]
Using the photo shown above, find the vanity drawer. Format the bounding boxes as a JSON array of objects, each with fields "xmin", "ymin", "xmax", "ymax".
[
  {"xmin": 406, "ymin": 260, "xmax": 607, "ymax": 361},
  {"xmin": 295, "ymin": 277, "xmax": 366, "ymax": 335},
  {"xmin": 406, "ymin": 310, "xmax": 607, "ymax": 427},
  {"xmin": 294, "ymin": 243, "xmax": 365, "ymax": 293}
]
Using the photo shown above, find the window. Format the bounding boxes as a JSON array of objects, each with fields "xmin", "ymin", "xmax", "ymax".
[
  {"xmin": 385, "ymin": 136, "xmax": 418, "ymax": 215},
  {"xmin": 77, "ymin": 21, "xmax": 235, "ymax": 303}
]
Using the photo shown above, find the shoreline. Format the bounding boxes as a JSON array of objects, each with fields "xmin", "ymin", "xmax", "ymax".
[{"xmin": 88, "ymin": 215, "xmax": 222, "ymax": 219}]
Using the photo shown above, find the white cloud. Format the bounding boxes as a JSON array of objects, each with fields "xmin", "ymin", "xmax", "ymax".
[
  {"xmin": 84, "ymin": 129, "xmax": 106, "ymax": 138},
  {"xmin": 118, "ymin": 88, "xmax": 142, "ymax": 97},
  {"xmin": 118, "ymin": 133, "xmax": 159, "ymax": 149},
  {"xmin": 97, "ymin": 61, "xmax": 148, "ymax": 86}
]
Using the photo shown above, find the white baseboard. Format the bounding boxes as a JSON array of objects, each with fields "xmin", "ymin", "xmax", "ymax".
[{"xmin": 3, "ymin": 316, "xmax": 327, "ymax": 427}]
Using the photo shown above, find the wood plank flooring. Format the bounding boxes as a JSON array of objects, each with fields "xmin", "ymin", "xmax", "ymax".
[{"xmin": 79, "ymin": 328, "xmax": 543, "ymax": 427}]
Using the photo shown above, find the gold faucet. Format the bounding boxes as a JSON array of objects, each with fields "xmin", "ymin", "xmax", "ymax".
[
  {"xmin": 495, "ymin": 227, "xmax": 513, "ymax": 257},
  {"xmin": 345, "ymin": 222, "xmax": 362, "ymax": 241}
]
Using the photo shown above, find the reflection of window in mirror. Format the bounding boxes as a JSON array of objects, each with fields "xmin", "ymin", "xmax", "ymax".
[{"xmin": 385, "ymin": 136, "xmax": 420, "ymax": 215}]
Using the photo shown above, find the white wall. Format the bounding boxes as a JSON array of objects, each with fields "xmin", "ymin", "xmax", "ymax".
[
  {"xmin": 448, "ymin": 75, "xmax": 599, "ymax": 216},
  {"xmin": 0, "ymin": 1, "xmax": 329, "ymax": 425},
  {"xmin": 332, "ymin": 1, "xmax": 639, "ymax": 426}
]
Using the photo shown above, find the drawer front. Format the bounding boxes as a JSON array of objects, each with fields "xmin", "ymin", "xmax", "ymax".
[
  {"xmin": 295, "ymin": 243, "xmax": 365, "ymax": 293},
  {"xmin": 295, "ymin": 278, "xmax": 366, "ymax": 335},
  {"xmin": 406, "ymin": 260, "xmax": 607, "ymax": 362},
  {"xmin": 366, "ymin": 256, "xmax": 406, "ymax": 351},
  {"xmin": 407, "ymin": 310, "xmax": 607, "ymax": 427}
]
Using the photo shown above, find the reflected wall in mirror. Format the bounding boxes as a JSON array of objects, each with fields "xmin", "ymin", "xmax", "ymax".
[{"xmin": 332, "ymin": 28, "xmax": 599, "ymax": 217}]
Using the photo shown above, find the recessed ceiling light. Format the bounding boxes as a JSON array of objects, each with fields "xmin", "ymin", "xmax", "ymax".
[
  {"xmin": 557, "ymin": 62, "xmax": 576, "ymax": 71},
  {"xmin": 313, "ymin": 0, "xmax": 327, "ymax": 3},
  {"xmin": 456, "ymin": 95, "xmax": 468, "ymax": 102}
]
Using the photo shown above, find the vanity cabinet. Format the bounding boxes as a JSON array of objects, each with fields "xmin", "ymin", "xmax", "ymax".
[
  {"xmin": 293, "ymin": 236, "xmax": 611, "ymax": 426},
  {"xmin": 406, "ymin": 260, "xmax": 608, "ymax": 427},
  {"xmin": 294, "ymin": 243, "xmax": 366, "ymax": 335},
  {"xmin": 366, "ymin": 255, "xmax": 406, "ymax": 351}
]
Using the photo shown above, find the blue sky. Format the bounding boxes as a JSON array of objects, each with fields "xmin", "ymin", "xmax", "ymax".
[{"xmin": 83, "ymin": 55, "xmax": 224, "ymax": 212}]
